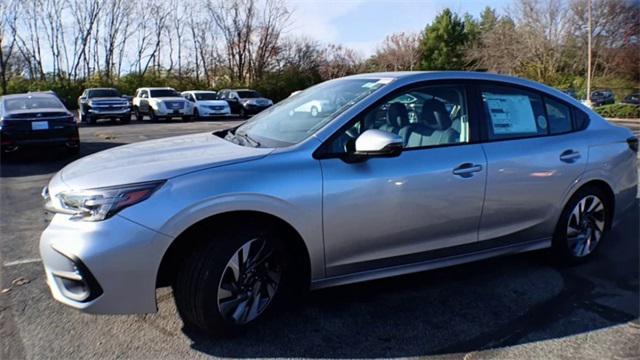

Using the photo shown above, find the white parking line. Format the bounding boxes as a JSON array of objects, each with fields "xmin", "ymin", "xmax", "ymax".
[{"xmin": 3, "ymin": 258, "xmax": 42, "ymax": 267}]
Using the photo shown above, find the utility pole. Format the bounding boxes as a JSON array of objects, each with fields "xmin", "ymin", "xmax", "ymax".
[{"xmin": 586, "ymin": 0, "xmax": 592, "ymax": 105}]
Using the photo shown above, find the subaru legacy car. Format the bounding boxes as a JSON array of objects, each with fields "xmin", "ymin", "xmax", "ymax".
[
  {"xmin": 40, "ymin": 72, "xmax": 638, "ymax": 335},
  {"xmin": 1, "ymin": 93, "xmax": 79, "ymax": 155}
]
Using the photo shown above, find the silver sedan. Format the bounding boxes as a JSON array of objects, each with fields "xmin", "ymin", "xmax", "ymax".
[{"xmin": 40, "ymin": 71, "xmax": 638, "ymax": 335}]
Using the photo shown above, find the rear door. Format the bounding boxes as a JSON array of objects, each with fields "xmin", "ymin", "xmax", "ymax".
[{"xmin": 476, "ymin": 83, "xmax": 588, "ymax": 243}]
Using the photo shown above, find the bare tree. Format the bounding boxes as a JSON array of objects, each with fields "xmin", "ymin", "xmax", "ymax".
[
  {"xmin": 68, "ymin": 0, "xmax": 102, "ymax": 80},
  {"xmin": 369, "ymin": 32, "xmax": 421, "ymax": 71},
  {"xmin": 319, "ymin": 44, "xmax": 364, "ymax": 80},
  {"xmin": 0, "ymin": 0, "xmax": 19, "ymax": 93}
]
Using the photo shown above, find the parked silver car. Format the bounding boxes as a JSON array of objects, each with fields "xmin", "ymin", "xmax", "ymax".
[{"xmin": 40, "ymin": 72, "xmax": 638, "ymax": 335}]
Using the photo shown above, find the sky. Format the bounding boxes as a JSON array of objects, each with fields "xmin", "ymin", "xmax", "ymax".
[{"xmin": 285, "ymin": 0, "xmax": 513, "ymax": 56}]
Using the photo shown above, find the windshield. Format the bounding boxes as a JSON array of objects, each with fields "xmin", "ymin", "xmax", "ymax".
[
  {"xmin": 4, "ymin": 96, "xmax": 64, "ymax": 111},
  {"xmin": 195, "ymin": 92, "xmax": 218, "ymax": 101},
  {"xmin": 237, "ymin": 91, "xmax": 261, "ymax": 98},
  {"xmin": 231, "ymin": 78, "xmax": 392, "ymax": 147},
  {"xmin": 150, "ymin": 89, "xmax": 180, "ymax": 97},
  {"xmin": 88, "ymin": 89, "xmax": 121, "ymax": 98}
]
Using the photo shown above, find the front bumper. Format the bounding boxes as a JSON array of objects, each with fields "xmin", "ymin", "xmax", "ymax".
[
  {"xmin": 87, "ymin": 108, "xmax": 131, "ymax": 118},
  {"xmin": 40, "ymin": 213, "xmax": 173, "ymax": 314},
  {"xmin": 154, "ymin": 107, "xmax": 193, "ymax": 117},
  {"xmin": 243, "ymin": 104, "xmax": 271, "ymax": 115}
]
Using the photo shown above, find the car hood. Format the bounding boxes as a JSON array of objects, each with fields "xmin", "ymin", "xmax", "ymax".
[
  {"xmin": 197, "ymin": 100, "xmax": 229, "ymax": 106},
  {"xmin": 89, "ymin": 97, "xmax": 126, "ymax": 102},
  {"xmin": 58, "ymin": 132, "xmax": 273, "ymax": 189},
  {"xmin": 241, "ymin": 97, "xmax": 272, "ymax": 104},
  {"xmin": 154, "ymin": 97, "xmax": 187, "ymax": 102}
]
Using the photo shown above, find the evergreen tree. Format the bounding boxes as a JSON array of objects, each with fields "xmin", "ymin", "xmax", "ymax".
[{"xmin": 419, "ymin": 9, "xmax": 469, "ymax": 70}]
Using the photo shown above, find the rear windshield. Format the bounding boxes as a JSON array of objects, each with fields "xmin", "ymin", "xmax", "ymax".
[
  {"xmin": 237, "ymin": 91, "xmax": 261, "ymax": 98},
  {"xmin": 88, "ymin": 89, "xmax": 121, "ymax": 98},
  {"xmin": 195, "ymin": 92, "xmax": 218, "ymax": 100},
  {"xmin": 150, "ymin": 89, "xmax": 180, "ymax": 97},
  {"xmin": 4, "ymin": 97, "xmax": 64, "ymax": 111}
]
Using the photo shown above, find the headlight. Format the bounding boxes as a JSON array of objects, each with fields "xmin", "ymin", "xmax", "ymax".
[{"xmin": 51, "ymin": 180, "xmax": 165, "ymax": 221}]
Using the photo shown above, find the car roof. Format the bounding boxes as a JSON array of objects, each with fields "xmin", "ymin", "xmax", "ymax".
[
  {"xmin": 1, "ymin": 93, "xmax": 59, "ymax": 100},
  {"xmin": 86, "ymin": 87, "xmax": 118, "ymax": 90},
  {"xmin": 340, "ymin": 71, "xmax": 586, "ymax": 108},
  {"xmin": 183, "ymin": 90, "xmax": 217, "ymax": 93},
  {"xmin": 139, "ymin": 87, "xmax": 174, "ymax": 90}
]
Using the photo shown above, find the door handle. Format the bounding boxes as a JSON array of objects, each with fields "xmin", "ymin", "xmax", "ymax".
[
  {"xmin": 559, "ymin": 149, "xmax": 581, "ymax": 163},
  {"xmin": 453, "ymin": 163, "xmax": 483, "ymax": 178}
]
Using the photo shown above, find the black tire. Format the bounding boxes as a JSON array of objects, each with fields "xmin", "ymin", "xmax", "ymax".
[
  {"xmin": 86, "ymin": 114, "xmax": 96, "ymax": 124},
  {"xmin": 66, "ymin": 146, "xmax": 80, "ymax": 156},
  {"xmin": 193, "ymin": 108, "xmax": 200, "ymax": 121},
  {"xmin": 149, "ymin": 109, "xmax": 158, "ymax": 122},
  {"xmin": 239, "ymin": 107, "xmax": 246, "ymax": 118},
  {"xmin": 173, "ymin": 221, "xmax": 290, "ymax": 336},
  {"xmin": 134, "ymin": 106, "xmax": 142, "ymax": 121},
  {"xmin": 552, "ymin": 185, "xmax": 611, "ymax": 264},
  {"xmin": 183, "ymin": 115, "xmax": 192, "ymax": 122},
  {"xmin": 120, "ymin": 115, "xmax": 131, "ymax": 124}
]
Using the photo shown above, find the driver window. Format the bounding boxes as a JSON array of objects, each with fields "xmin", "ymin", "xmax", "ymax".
[{"xmin": 328, "ymin": 85, "xmax": 469, "ymax": 153}]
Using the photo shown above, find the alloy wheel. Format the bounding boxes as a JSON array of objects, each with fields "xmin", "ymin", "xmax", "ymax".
[
  {"xmin": 217, "ymin": 238, "xmax": 282, "ymax": 325},
  {"xmin": 566, "ymin": 195, "xmax": 606, "ymax": 257}
]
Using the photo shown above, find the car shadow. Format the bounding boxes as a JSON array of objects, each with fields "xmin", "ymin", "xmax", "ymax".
[
  {"xmin": 183, "ymin": 201, "xmax": 638, "ymax": 358},
  {"xmin": 0, "ymin": 141, "xmax": 126, "ymax": 178}
]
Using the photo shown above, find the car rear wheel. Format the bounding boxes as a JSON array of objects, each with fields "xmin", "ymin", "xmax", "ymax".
[
  {"xmin": 173, "ymin": 222, "xmax": 288, "ymax": 335},
  {"xmin": 239, "ymin": 107, "xmax": 246, "ymax": 118},
  {"xmin": 553, "ymin": 186, "xmax": 610, "ymax": 263}
]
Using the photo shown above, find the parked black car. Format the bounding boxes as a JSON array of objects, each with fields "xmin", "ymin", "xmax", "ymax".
[
  {"xmin": 1, "ymin": 93, "xmax": 79, "ymax": 155},
  {"xmin": 217, "ymin": 89, "xmax": 273, "ymax": 117},
  {"xmin": 621, "ymin": 93, "xmax": 639, "ymax": 106},
  {"xmin": 78, "ymin": 88, "xmax": 131, "ymax": 124},
  {"xmin": 590, "ymin": 90, "xmax": 615, "ymax": 106}
]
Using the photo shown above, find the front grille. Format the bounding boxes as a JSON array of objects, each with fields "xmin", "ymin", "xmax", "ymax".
[
  {"xmin": 209, "ymin": 105, "xmax": 225, "ymax": 110},
  {"xmin": 164, "ymin": 101, "xmax": 185, "ymax": 110}
]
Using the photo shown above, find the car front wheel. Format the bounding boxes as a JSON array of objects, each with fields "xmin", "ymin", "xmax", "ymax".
[
  {"xmin": 553, "ymin": 186, "xmax": 610, "ymax": 263},
  {"xmin": 173, "ymin": 222, "xmax": 288, "ymax": 335}
]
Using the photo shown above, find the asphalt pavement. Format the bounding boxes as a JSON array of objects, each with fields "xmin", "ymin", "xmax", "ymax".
[{"xmin": 1, "ymin": 118, "xmax": 638, "ymax": 359}]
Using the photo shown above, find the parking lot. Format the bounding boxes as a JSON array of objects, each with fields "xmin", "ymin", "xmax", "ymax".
[{"xmin": 1, "ymin": 119, "xmax": 638, "ymax": 359}]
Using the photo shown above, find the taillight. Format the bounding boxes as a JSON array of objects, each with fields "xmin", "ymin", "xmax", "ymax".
[{"xmin": 627, "ymin": 137, "xmax": 638, "ymax": 153}]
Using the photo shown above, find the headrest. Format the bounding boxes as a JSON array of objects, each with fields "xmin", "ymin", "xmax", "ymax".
[
  {"xmin": 421, "ymin": 99, "xmax": 452, "ymax": 130},
  {"xmin": 386, "ymin": 103, "xmax": 409, "ymax": 128}
]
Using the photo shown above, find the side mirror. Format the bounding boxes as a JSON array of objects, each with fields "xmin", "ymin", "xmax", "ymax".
[{"xmin": 352, "ymin": 129, "xmax": 403, "ymax": 159}]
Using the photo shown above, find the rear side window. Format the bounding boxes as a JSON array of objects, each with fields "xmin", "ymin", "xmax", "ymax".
[
  {"xmin": 573, "ymin": 109, "xmax": 590, "ymax": 130},
  {"xmin": 544, "ymin": 97, "xmax": 572, "ymax": 134},
  {"xmin": 480, "ymin": 86, "xmax": 547, "ymax": 140}
]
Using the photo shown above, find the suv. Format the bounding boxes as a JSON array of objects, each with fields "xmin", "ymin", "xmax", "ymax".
[
  {"xmin": 590, "ymin": 90, "xmax": 615, "ymax": 107},
  {"xmin": 218, "ymin": 89, "xmax": 272, "ymax": 117},
  {"xmin": 40, "ymin": 72, "xmax": 637, "ymax": 336},
  {"xmin": 132, "ymin": 87, "xmax": 193, "ymax": 122},
  {"xmin": 78, "ymin": 88, "xmax": 131, "ymax": 124}
]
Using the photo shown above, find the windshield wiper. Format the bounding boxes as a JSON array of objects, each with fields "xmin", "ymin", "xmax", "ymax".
[{"xmin": 234, "ymin": 131, "xmax": 261, "ymax": 147}]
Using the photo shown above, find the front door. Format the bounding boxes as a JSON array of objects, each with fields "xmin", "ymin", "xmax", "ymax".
[{"xmin": 319, "ymin": 84, "xmax": 487, "ymax": 276}]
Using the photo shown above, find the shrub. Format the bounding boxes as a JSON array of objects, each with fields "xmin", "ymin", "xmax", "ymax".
[{"xmin": 594, "ymin": 103, "xmax": 640, "ymax": 119}]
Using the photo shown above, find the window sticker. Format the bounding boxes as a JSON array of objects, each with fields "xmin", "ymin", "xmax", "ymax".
[{"xmin": 484, "ymin": 93, "xmax": 538, "ymax": 134}]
